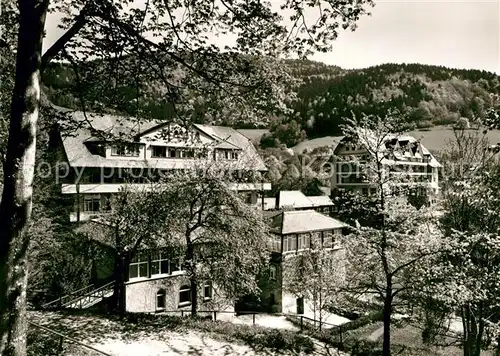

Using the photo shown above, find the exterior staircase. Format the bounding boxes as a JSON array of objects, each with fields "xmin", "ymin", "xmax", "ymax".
[{"xmin": 42, "ymin": 281, "xmax": 114, "ymax": 310}]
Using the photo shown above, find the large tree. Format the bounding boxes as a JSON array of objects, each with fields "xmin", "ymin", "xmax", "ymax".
[
  {"xmin": 76, "ymin": 185, "xmax": 172, "ymax": 312},
  {"xmin": 156, "ymin": 165, "xmax": 270, "ymax": 317},
  {"xmin": 335, "ymin": 112, "xmax": 443, "ymax": 356},
  {"xmin": 421, "ymin": 120, "xmax": 500, "ymax": 356},
  {"xmin": 282, "ymin": 245, "xmax": 344, "ymax": 328},
  {"xmin": 0, "ymin": 0, "xmax": 374, "ymax": 353}
]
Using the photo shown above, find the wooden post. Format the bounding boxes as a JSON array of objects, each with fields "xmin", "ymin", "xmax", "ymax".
[
  {"xmin": 261, "ymin": 179, "xmax": 265, "ymax": 210},
  {"xmin": 181, "ymin": 310, "xmax": 184, "ymax": 317},
  {"xmin": 58, "ymin": 335, "xmax": 64, "ymax": 353},
  {"xmin": 213, "ymin": 311, "xmax": 217, "ymax": 322},
  {"xmin": 252, "ymin": 313, "xmax": 255, "ymax": 325},
  {"xmin": 76, "ymin": 183, "xmax": 80, "ymax": 222},
  {"xmin": 300, "ymin": 316, "xmax": 303, "ymax": 330}
]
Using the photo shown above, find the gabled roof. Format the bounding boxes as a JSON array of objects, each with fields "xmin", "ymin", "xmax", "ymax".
[
  {"xmin": 58, "ymin": 110, "xmax": 266, "ymax": 171},
  {"xmin": 335, "ymin": 128, "xmax": 442, "ymax": 168},
  {"xmin": 269, "ymin": 210, "xmax": 346, "ymax": 235},
  {"xmin": 276, "ymin": 190, "xmax": 334, "ymax": 210}
]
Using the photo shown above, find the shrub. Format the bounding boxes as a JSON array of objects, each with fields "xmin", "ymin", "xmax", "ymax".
[
  {"xmin": 349, "ymin": 340, "xmax": 383, "ymax": 356},
  {"xmin": 194, "ymin": 321, "xmax": 315, "ymax": 354}
]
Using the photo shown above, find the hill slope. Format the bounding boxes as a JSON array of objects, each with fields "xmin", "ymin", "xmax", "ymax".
[{"xmin": 42, "ymin": 60, "xmax": 500, "ymax": 147}]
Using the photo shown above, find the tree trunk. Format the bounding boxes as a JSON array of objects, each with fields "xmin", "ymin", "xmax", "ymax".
[
  {"xmin": 190, "ymin": 277, "xmax": 198, "ymax": 317},
  {"xmin": 382, "ymin": 290, "xmax": 393, "ymax": 356},
  {"xmin": 111, "ymin": 254, "xmax": 127, "ymax": 313},
  {"xmin": 0, "ymin": 1, "xmax": 49, "ymax": 355},
  {"xmin": 186, "ymin": 242, "xmax": 197, "ymax": 317}
]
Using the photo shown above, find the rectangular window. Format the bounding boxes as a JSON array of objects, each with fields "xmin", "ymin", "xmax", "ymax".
[
  {"xmin": 152, "ymin": 146, "xmax": 167, "ymax": 158},
  {"xmin": 231, "ymin": 151, "xmax": 239, "ymax": 160},
  {"xmin": 204, "ymin": 282, "xmax": 213, "ymax": 300},
  {"xmin": 151, "ymin": 251, "xmax": 170, "ymax": 276},
  {"xmin": 168, "ymin": 148, "xmax": 176, "ymax": 158},
  {"xmin": 362, "ymin": 187, "xmax": 368, "ymax": 196},
  {"xmin": 129, "ymin": 251, "xmax": 149, "ymax": 279},
  {"xmin": 323, "ymin": 231, "xmax": 333, "ymax": 248},
  {"xmin": 170, "ymin": 259, "xmax": 181, "ymax": 273},
  {"xmin": 83, "ymin": 195, "xmax": 100, "ymax": 212},
  {"xmin": 179, "ymin": 285, "xmax": 191, "ymax": 304},
  {"xmin": 156, "ymin": 291, "xmax": 166, "ymax": 310},
  {"xmin": 370, "ymin": 188, "xmax": 377, "ymax": 196}
]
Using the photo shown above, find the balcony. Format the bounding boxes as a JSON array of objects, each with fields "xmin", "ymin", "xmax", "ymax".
[{"xmin": 62, "ymin": 182, "xmax": 272, "ymax": 194}]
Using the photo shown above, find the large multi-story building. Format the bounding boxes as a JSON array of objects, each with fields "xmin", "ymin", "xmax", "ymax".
[
  {"xmin": 52, "ymin": 111, "xmax": 271, "ymax": 223},
  {"xmin": 51, "ymin": 110, "xmax": 271, "ymax": 313},
  {"xmin": 258, "ymin": 209, "xmax": 347, "ymax": 316},
  {"xmin": 331, "ymin": 130, "xmax": 442, "ymax": 202}
]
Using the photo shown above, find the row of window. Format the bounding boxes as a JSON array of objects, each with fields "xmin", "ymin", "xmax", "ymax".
[
  {"xmin": 129, "ymin": 251, "xmax": 182, "ymax": 279},
  {"xmin": 151, "ymin": 146, "xmax": 200, "ymax": 159},
  {"xmin": 82, "ymin": 195, "xmax": 110, "ymax": 213},
  {"xmin": 217, "ymin": 150, "xmax": 239, "ymax": 160},
  {"xmin": 111, "ymin": 144, "xmax": 140, "ymax": 157},
  {"xmin": 156, "ymin": 282, "xmax": 213, "ymax": 311},
  {"xmin": 281, "ymin": 230, "xmax": 341, "ymax": 253}
]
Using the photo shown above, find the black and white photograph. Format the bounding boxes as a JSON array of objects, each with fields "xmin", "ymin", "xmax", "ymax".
[{"xmin": 0, "ymin": 0, "xmax": 499, "ymax": 355}]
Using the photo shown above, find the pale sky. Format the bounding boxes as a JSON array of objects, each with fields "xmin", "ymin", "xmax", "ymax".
[{"xmin": 43, "ymin": 0, "xmax": 500, "ymax": 74}]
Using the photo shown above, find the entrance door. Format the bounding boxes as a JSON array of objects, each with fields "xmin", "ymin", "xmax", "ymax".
[{"xmin": 296, "ymin": 297, "xmax": 304, "ymax": 314}]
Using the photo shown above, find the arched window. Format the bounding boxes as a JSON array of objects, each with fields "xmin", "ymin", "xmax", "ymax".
[
  {"xmin": 156, "ymin": 289, "xmax": 166, "ymax": 311},
  {"xmin": 179, "ymin": 285, "xmax": 191, "ymax": 305}
]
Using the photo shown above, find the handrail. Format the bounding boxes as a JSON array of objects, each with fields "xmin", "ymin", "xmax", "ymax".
[
  {"xmin": 154, "ymin": 309, "xmax": 342, "ymax": 329},
  {"xmin": 42, "ymin": 284, "xmax": 95, "ymax": 308},
  {"xmin": 62, "ymin": 281, "xmax": 115, "ymax": 308},
  {"xmin": 29, "ymin": 321, "xmax": 113, "ymax": 356}
]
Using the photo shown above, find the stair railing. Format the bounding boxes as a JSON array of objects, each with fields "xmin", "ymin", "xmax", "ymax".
[{"xmin": 62, "ymin": 281, "xmax": 115, "ymax": 309}]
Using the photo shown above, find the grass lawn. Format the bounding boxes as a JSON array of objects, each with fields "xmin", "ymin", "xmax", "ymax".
[{"xmin": 343, "ymin": 320, "xmax": 494, "ymax": 356}]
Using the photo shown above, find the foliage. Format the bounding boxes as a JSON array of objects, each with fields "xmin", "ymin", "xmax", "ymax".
[
  {"xmin": 283, "ymin": 248, "xmax": 345, "ymax": 323},
  {"xmin": 335, "ymin": 112, "xmax": 445, "ymax": 356},
  {"xmin": 77, "ymin": 186, "xmax": 173, "ymax": 312},
  {"xmin": 156, "ymin": 165, "xmax": 270, "ymax": 315},
  {"xmin": 44, "ymin": 60, "xmax": 500, "ymax": 146},
  {"xmin": 420, "ymin": 125, "xmax": 500, "ymax": 356},
  {"xmin": 260, "ymin": 117, "xmax": 307, "ymax": 148},
  {"xmin": 260, "ymin": 146, "xmax": 332, "ymax": 195},
  {"xmin": 192, "ymin": 320, "xmax": 315, "ymax": 354},
  {"xmin": 105, "ymin": 311, "xmax": 314, "ymax": 354}
]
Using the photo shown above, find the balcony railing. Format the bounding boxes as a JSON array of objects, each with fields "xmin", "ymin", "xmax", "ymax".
[{"xmin": 62, "ymin": 182, "xmax": 271, "ymax": 194}]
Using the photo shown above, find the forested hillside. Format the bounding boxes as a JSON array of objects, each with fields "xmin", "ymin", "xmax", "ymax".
[{"xmin": 42, "ymin": 60, "xmax": 500, "ymax": 147}]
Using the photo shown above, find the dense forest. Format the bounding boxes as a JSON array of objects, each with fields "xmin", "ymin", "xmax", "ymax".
[{"xmin": 42, "ymin": 60, "xmax": 500, "ymax": 147}]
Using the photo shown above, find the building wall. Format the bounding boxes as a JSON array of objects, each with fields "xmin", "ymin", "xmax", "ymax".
[
  {"xmin": 125, "ymin": 275, "xmax": 234, "ymax": 314},
  {"xmin": 280, "ymin": 247, "xmax": 346, "ymax": 317}
]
